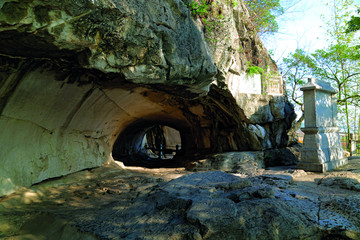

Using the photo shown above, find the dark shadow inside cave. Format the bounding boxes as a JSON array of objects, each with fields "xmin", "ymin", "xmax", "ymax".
[{"xmin": 112, "ymin": 121, "xmax": 186, "ymax": 168}]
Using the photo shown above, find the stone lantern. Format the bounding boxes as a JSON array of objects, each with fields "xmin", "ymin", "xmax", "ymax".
[{"xmin": 298, "ymin": 78, "xmax": 348, "ymax": 172}]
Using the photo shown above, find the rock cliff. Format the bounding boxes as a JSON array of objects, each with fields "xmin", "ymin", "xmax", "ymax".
[{"xmin": 0, "ymin": 0, "xmax": 296, "ymax": 196}]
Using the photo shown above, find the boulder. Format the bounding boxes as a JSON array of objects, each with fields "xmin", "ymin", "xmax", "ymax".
[
  {"xmin": 318, "ymin": 172, "xmax": 360, "ymax": 191},
  {"xmin": 264, "ymin": 146, "xmax": 301, "ymax": 167},
  {"xmin": 187, "ymin": 152, "xmax": 265, "ymax": 175},
  {"xmin": 270, "ymin": 96, "xmax": 286, "ymax": 120},
  {"xmin": 236, "ymin": 94, "xmax": 275, "ymax": 124}
]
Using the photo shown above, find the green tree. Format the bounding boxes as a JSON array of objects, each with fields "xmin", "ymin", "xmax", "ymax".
[
  {"xmin": 281, "ymin": 49, "xmax": 314, "ymax": 130},
  {"xmin": 244, "ymin": 0, "xmax": 284, "ymax": 35},
  {"xmin": 316, "ymin": 0, "xmax": 360, "ymax": 148},
  {"xmin": 311, "ymin": 44, "xmax": 360, "ymax": 144},
  {"xmin": 282, "ymin": 0, "xmax": 360, "ymax": 148},
  {"xmin": 347, "ymin": 9, "xmax": 360, "ymax": 33},
  {"xmin": 346, "ymin": 5, "xmax": 360, "ymax": 138}
]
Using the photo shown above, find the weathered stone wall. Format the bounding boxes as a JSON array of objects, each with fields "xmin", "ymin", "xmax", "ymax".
[
  {"xmin": 188, "ymin": 0, "xmax": 294, "ymax": 152},
  {"xmin": 0, "ymin": 0, "xmax": 296, "ymax": 196},
  {"xmin": 0, "ymin": 0, "xmax": 217, "ymax": 91},
  {"xmin": 236, "ymin": 93, "xmax": 295, "ymax": 149},
  {"xmin": 199, "ymin": 0, "xmax": 279, "ymax": 90}
]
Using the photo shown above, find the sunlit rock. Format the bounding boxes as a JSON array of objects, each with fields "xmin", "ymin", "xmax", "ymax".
[{"xmin": 0, "ymin": 0, "xmax": 296, "ymax": 196}]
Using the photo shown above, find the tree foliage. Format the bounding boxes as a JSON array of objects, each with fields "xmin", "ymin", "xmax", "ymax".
[
  {"xmin": 185, "ymin": 0, "xmax": 300, "ymax": 37},
  {"xmin": 281, "ymin": 0, "xmax": 360, "ymax": 140},
  {"xmin": 347, "ymin": 9, "xmax": 360, "ymax": 33},
  {"xmin": 280, "ymin": 49, "xmax": 314, "ymax": 131},
  {"xmin": 244, "ymin": 0, "xmax": 284, "ymax": 35},
  {"xmin": 310, "ymin": 45, "xmax": 360, "ymax": 105},
  {"xmin": 282, "ymin": 49, "xmax": 312, "ymax": 109}
]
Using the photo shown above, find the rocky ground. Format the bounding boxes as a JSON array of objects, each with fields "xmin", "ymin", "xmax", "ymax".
[{"xmin": 1, "ymin": 158, "xmax": 360, "ymax": 240}]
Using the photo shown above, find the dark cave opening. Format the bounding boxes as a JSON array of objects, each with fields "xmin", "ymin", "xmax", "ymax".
[{"xmin": 112, "ymin": 121, "xmax": 187, "ymax": 168}]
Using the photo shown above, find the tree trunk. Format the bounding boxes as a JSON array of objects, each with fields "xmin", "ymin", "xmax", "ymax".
[{"xmin": 344, "ymin": 84, "xmax": 351, "ymax": 151}]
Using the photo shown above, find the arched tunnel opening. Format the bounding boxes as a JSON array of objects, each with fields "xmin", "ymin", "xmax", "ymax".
[{"xmin": 112, "ymin": 119, "xmax": 192, "ymax": 168}]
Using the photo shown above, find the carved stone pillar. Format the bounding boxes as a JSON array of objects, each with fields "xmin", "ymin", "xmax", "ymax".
[{"xmin": 298, "ymin": 78, "xmax": 348, "ymax": 172}]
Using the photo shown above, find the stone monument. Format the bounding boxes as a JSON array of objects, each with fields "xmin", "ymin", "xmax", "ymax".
[{"xmin": 298, "ymin": 78, "xmax": 348, "ymax": 172}]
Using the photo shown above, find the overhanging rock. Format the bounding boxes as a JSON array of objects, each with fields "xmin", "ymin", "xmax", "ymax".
[{"xmin": 0, "ymin": 0, "xmax": 296, "ymax": 196}]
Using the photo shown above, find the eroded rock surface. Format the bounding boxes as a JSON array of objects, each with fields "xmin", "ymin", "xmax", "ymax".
[
  {"xmin": 0, "ymin": 0, "xmax": 296, "ymax": 196},
  {"xmin": 0, "ymin": 0, "xmax": 217, "ymax": 87},
  {"xmin": 187, "ymin": 151, "xmax": 265, "ymax": 175},
  {"xmin": 1, "ymin": 159, "xmax": 360, "ymax": 239},
  {"xmin": 318, "ymin": 172, "xmax": 360, "ymax": 191}
]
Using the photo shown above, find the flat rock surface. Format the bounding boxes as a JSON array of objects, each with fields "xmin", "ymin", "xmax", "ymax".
[{"xmin": 1, "ymin": 159, "xmax": 360, "ymax": 239}]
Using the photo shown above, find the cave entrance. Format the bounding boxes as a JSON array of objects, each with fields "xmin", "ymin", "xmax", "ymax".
[
  {"xmin": 112, "ymin": 123, "xmax": 184, "ymax": 168},
  {"xmin": 143, "ymin": 125, "xmax": 181, "ymax": 160}
]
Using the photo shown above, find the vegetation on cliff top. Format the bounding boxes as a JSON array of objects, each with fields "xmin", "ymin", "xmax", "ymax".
[{"xmin": 184, "ymin": 0, "xmax": 283, "ymax": 36}]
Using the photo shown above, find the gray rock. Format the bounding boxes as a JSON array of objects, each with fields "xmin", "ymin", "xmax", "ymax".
[
  {"xmin": 264, "ymin": 146, "xmax": 301, "ymax": 167},
  {"xmin": 186, "ymin": 198, "xmax": 239, "ymax": 238},
  {"xmin": 319, "ymin": 196, "xmax": 360, "ymax": 238},
  {"xmin": 234, "ymin": 198, "xmax": 318, "ymax": 239},
  {"xmin": 262, "ymin": 173, "xmax": 293, "ymax": 189},
  {"xmin": 269, "ymin": 96, "xmax": 286, "ymax": 120},
  {"xmin": 288, "ymin": 169, "xmax": 308, "ymax": 178},
  {"xmin": 318, "ymin": 172, "xmax": 360, "ymax": 191},
  {"xmin": 162, "ymin": 170, "xmax": 252, "ymax": 197},
  {"xmin": 161, "ymin": 171, "xmax": 317, "ymax": 239},
  {"xmin": 248, "ymin": 124, "xmax": 268, "ymax": 142},
  {"xmin": 187, "ymin": 152, "xmax": 265, "ymax": 175},
  {"xmin": 0, "ymin": 0, "xmax": 296, "ymax": 197},
  {"xmin": 236, "ymin": 93, "xmax": 274, "ymax": 124},
  {"xmin": 0, "ymin": 0, "xmax": 217, "ymax": 89},
  {"xmin": 262, "ymin": 173, "xmax": 293, "ymax": 183},
  {"xmin": 253, "ymin": 186, "xmax": 275, "ymax": 198}
]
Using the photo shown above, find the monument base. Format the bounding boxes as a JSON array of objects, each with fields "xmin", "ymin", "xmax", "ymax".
[
  {"xmin": 297, "ymin": 158, "xmax": 348, "ymax": 173},
  {"xmin": 298, "ymin": 127, "xmax": 348, "ymax": 172}
]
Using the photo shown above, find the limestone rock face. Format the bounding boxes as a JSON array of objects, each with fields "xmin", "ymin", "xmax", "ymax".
[
  {"xmin": 202, "ymin": 0, "xmax": 278, "ymax": 86},
  {"xmin": 0, "ymin": 0, "xmax": 296, "ymax": 196},
  {"xmin": 0, "ymin": 0, "xmax": 217, "ymax": 90},
  {"xmin": 237, "ymin": 94, "xmax": 296, "ymax": 150},
  {"xmin": 199, "ymin": 0, "xmax": 296, "ymax": 155}
]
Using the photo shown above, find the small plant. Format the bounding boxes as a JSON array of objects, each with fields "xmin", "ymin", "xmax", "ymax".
[
  {"xmin": 185, "ymin": 0, "xmax": 238, "ymax": 18},
  {"xmin": 229, "ymin": 0, "xmax": 238, "ymax": 7},
  {"xmin": 247, "ymin": 61, "xmax": 264, "ymax": 75},
  {"xmin": 186, "ymin": 0, "xmax": 209, "ymax": 17},
  {"xmin": 184, "ymin": 0, "xmax": 239, "ymax": 47},
  {"xmin": 267, "ymin": 49, "xmax": 275, "ymax": 56}
]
